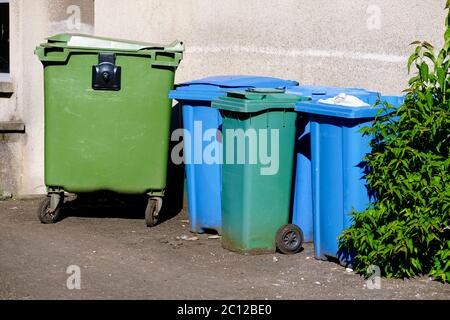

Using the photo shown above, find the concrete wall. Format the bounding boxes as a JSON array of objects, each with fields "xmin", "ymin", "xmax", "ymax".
[
  {"xmin": 0, "ymin": 0, "xmax": 21, "ymax": 196},
  {"xmin": 96, "ymin": 0, "xmax": 446, "ymax": 94},
  {"xmin": 0, "ymin": 0, "xmax": 94, "ymax": 196},
  {"xmin": 0, "ymin": 0, "xmax": 447, "ymax": 196}
]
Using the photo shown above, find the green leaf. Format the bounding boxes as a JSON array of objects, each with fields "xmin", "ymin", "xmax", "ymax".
[
  {"xmin": 423, "ymin": 51, "xmax": 436, "ymax": 63},
  {"xmin": 422, "ymin": 41, "xmax": 434, "ymax": 52},
  {"xmin": 408, "ymin": 53, "xmax": 419, "ymax": 74},
  {"xmin": 445, "ymin": 28, "xmax": 450, "ymax": 43},
  {"xmin": 419, "ymin": 63, "xmax": 429, "ymax": 82},
  {"xmin": 408, "ymin": 75, "xmax": 420, "ymax": 85}
]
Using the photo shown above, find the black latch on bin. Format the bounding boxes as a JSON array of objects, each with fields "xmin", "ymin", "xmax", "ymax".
[{"xmin": 92, "ymin": 53, "xmax": 121, "ymax": 91}]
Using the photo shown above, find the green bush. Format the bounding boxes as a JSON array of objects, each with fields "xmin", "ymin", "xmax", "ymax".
[{"xmin": 339, "ymin": 4, "xmax": 450, "ymax": 282}]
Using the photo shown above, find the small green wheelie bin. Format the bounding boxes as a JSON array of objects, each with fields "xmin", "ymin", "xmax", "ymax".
[
  {"xmin": 212, "ymin": 89, "xmax": 309, "ymax": 254},
  {"xmin": 35, "ymin": 34, "xmax": 184, "ymax": 226}
]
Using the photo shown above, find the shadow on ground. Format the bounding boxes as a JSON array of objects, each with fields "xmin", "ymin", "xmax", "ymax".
[{"xmin": 56, "ymin": 103, "xmax": 186, "ymax": 225}]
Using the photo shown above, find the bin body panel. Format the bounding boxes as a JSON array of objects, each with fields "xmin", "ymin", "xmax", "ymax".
[
  {"xmin": 310, "ymin": 115, "xmax": 371, "ymax": 260},
  {"xmin": 292, "ymin": 120, "xmax": 313, "ymax": 241},
  {"xmin": 44, "ymin": 52, "xmax": 175, "ymax": 194},
  {"xmin": 221, "ymin": 111, "xmax": 297, "ymax": 253},
  {"xmin": 182, "ymin": 104, "xmax": 222, "ymax": 233},
  {"xmin": 169, "ymin": 76, "xmax": 298, "ymax": 234}
]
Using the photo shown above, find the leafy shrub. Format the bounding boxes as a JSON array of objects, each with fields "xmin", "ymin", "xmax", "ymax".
[{"xmin": 339, "ymin": 4, "xmax": 450, "ymax": 282}]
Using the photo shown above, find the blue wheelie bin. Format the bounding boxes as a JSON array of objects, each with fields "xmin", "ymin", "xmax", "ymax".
[
  {"xmin": 169, "ymin": 76, "xmax": 298, "ymax": 234},
  {"xmin": 294, "ymin": 93, "xmax": 404, "ymax": 263},
  {"xmin": 285, "ymin": 85, "xmax": 379, "ymax": 243}
]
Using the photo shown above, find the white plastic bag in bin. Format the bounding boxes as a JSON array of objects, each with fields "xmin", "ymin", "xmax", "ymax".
[{"xmin": 318, "ymin": 93, "xmax": 370, "ymax": 107}]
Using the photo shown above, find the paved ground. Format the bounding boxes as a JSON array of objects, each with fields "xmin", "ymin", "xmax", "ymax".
[{"xmin": 1, "ymin": 197, "xmax": 449, "ymax": 300}]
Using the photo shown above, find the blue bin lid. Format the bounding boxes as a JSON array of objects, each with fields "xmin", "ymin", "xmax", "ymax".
[
  {"xmin": 169, "ymin": 75, "xmax": 299, "ymax": 101},
  {"xmin": 295, "ymin": 94, "xmax": 404, "ymax": 119}
]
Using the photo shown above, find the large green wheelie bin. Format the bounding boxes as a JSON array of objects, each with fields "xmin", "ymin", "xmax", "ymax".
[
  {"xmin": 35, "ymin": 34, "xmax": 184, "ymax": 226},
  {"xmin": 212, "ymin": 89, "xmax": 309, "ymax": 254}
]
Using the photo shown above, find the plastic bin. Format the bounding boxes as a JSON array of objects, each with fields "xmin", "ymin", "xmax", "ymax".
[
  {"xmin": 295, "ymin": 94, "xmax": 404, "ymax": 262},
  {"xmin": 286, "ymin": 85, "xmax": 379, "ymax": 242},
  {"xmin": 212, "ymin": 89, "xmax": 307, "ymax": 254},
  {"xmin": 35, "ymin": 34, "xmax": 184, "ymax": 226},
  {"xmin": 169, "ymin": 76, "xmax": 298, "ymax": 234}
]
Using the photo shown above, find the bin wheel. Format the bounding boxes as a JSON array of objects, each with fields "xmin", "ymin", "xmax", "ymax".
[
  {"xmin": 37, "ymin": 194, "xmax": 63, "ymax": 224},
  {"xmin": 276, "ymin": 224, "xmax": 304, "ymax": 255},
  {"xmin": 145, "ymin": 197, "xmax": 162, "ymax": 227}
]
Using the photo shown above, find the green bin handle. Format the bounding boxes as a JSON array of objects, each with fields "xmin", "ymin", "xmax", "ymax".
[
  {"xmin": 35, "ymin": 40, "xmax": 184, "ymax": 68},
  {"xmin": 245, "ymin": 88, "xmax": 286, "ymax": 94}
]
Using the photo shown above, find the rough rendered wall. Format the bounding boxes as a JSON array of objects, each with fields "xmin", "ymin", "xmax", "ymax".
[
  {"xmin": 0, "ymin": 0, "xmax": 94, "ymax": 195},
  {"xmin": 95, "ymin": 0, "xmax": 446, "ymax": 95},
  {"xmin": 0, "ymin": 0, "xmax": 21, "ymax": 196}
]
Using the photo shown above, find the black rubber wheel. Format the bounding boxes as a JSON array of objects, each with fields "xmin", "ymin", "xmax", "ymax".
[
  {"xmin": 276, "ymin": 224, "xmax": 304, "ymax": 255},
  {"xmin": 145, "ymin": 199, "xmax": 158, "ymax": 227},
  {"xmin": 37, "ymin": 197, "xmax": 62, "ymax": 224}
]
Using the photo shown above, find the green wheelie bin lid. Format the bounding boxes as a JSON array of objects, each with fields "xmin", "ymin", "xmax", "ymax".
[
  {"xmin": 212, "ymin": 88, "xmax": 310, "ymax": 113},
  {"xmin": 40, "ymin": 33, "xmax": 184, "ymax": 52},
  {"xmin": 35, "ymin": 34, "xmax": 184, "ymax": 65}
]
